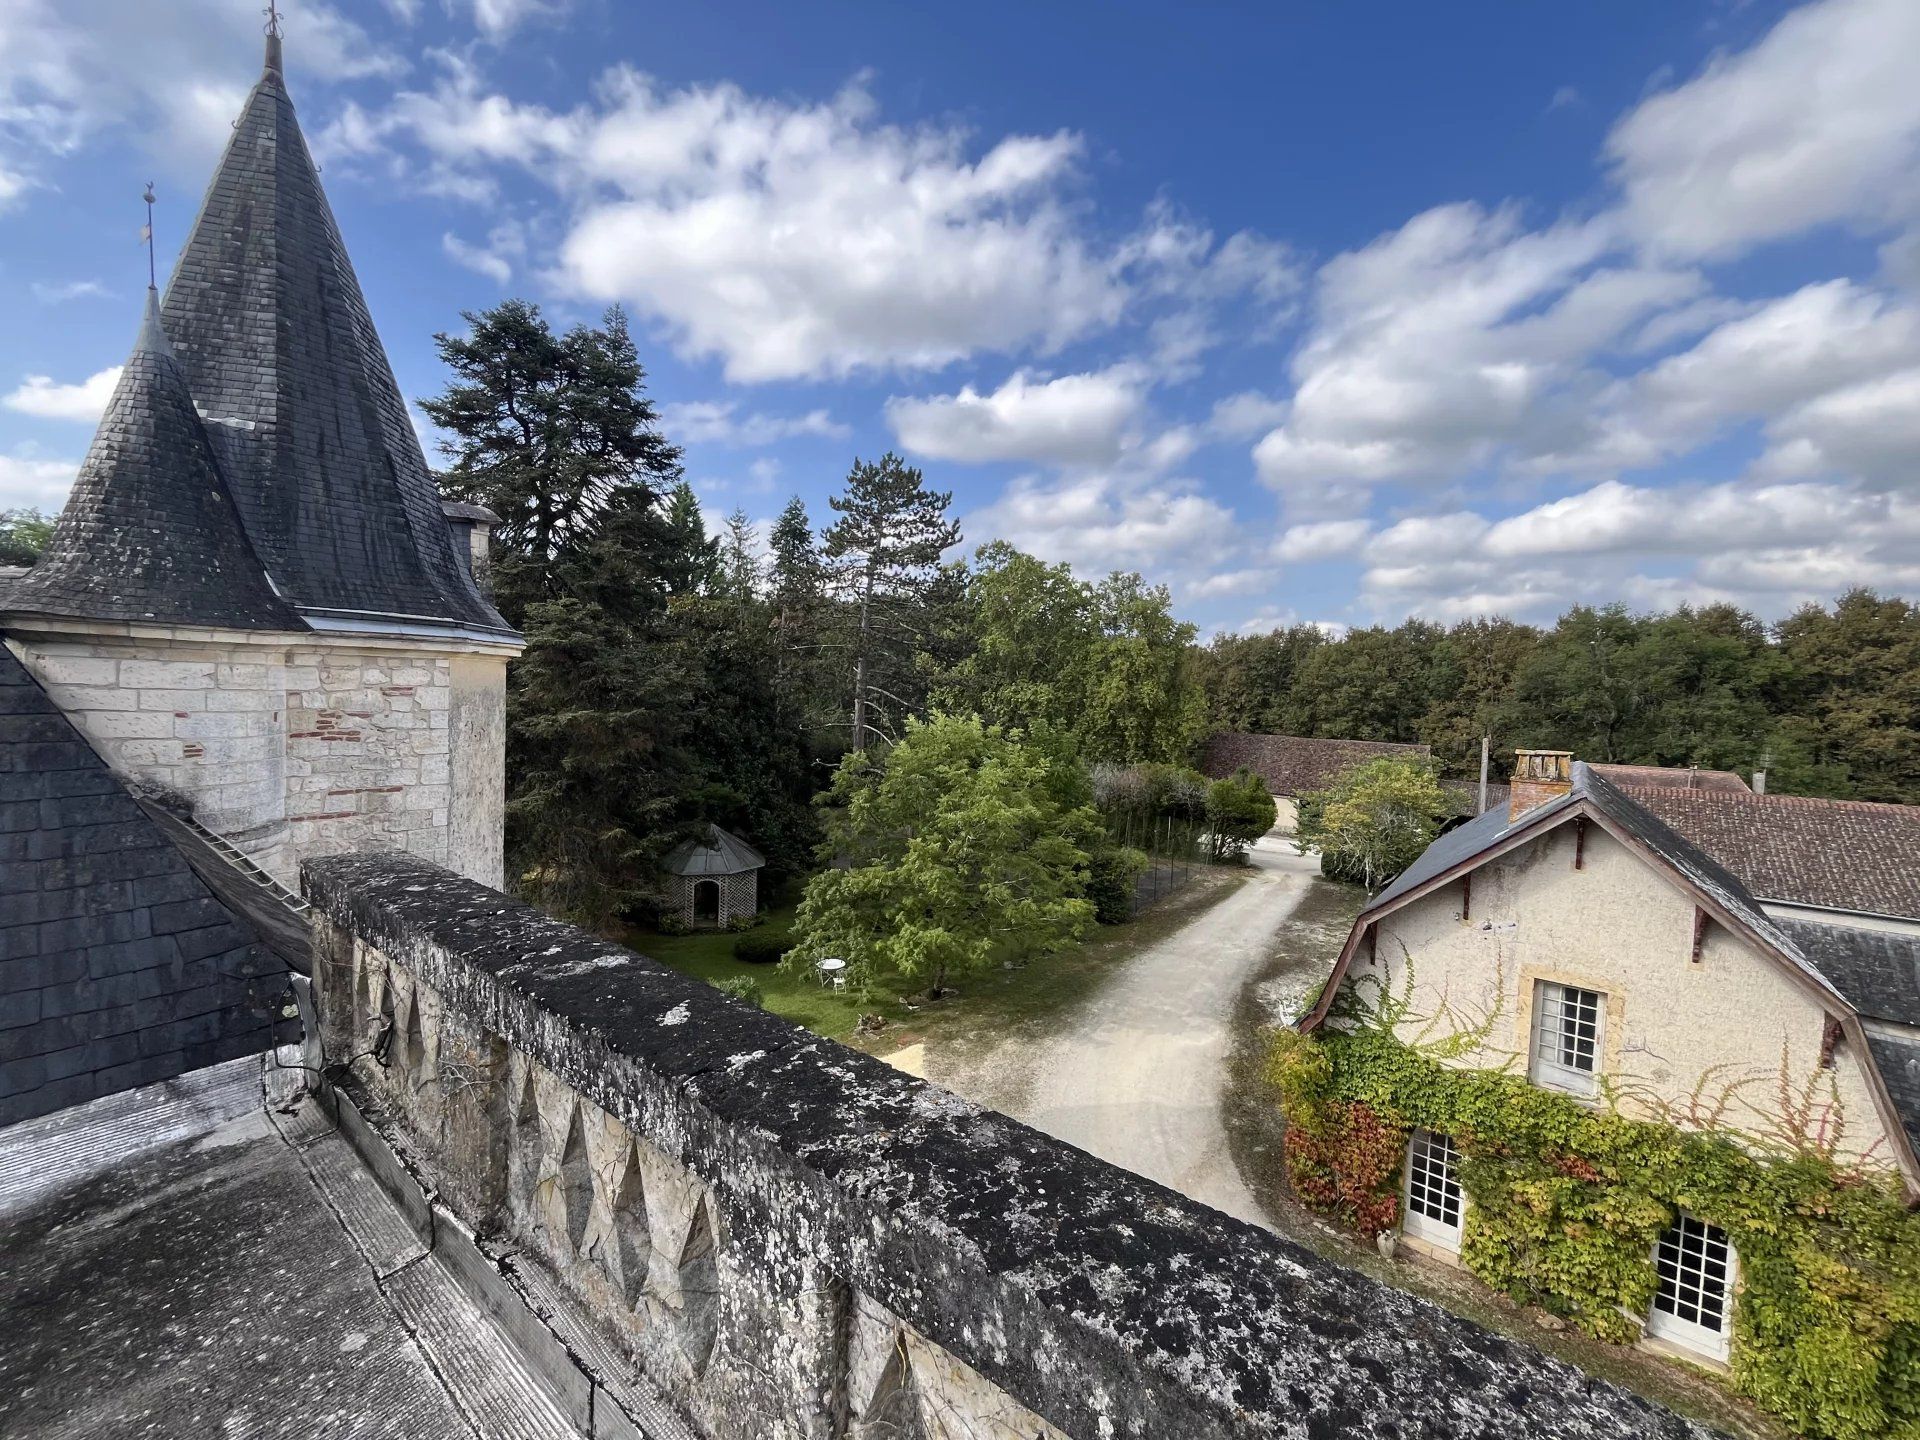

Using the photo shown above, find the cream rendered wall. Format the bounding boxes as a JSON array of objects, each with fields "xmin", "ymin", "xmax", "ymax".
[{"xmin": 1351, "ymin": 820, "xmax": 1900, "ymax": 1175}]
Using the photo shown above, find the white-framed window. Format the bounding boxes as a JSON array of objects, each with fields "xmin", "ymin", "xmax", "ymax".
[
  {"xmin": 1647, "ymin": 1213, "xmax": 1735, "ymax": 1363},
  {"xmin": 1402, "ymin": 1129, "xmax": 1464, "ymax": 1250},
  {"xmin": 1529, "ymin": 981, "xmax": 1604, "ymax": 1096}
]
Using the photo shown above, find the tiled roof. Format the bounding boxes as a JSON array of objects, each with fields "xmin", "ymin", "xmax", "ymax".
[
  {"xmin": 0, "ymin": 644, "xmax": 289, "ymax": 1126},
  {"xmin": 156, "ymin": 55, "xmax": 508, "ymax": 636},
  {"xmin": 1201, "ymin": 733, "xmax": 1430, "ymax": 796},
  {"xmin": 1622, "ymin": 788, "xmax": 1920, "ymax": 922},
  {"xmin": 0, "ymin": 292, "xmax": 298, "ymax": 632},
  {"xmin": 1591, "ymin": 763, "xmax": 1751, "ymax": 793}
]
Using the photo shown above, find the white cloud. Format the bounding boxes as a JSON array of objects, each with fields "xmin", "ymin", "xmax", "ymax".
[
  {"xmin": 0, "ymin": 451, "xmax": 78, "ymax": 510},
  {"xmin": 1352, "ymin": 478, "xmax": 1920, "ymax": 623},
  {"xmin": 1607, "ymin": 0, "xmax": 1920, "ymax": 261},
  {"xmin": 328, "ymin": 63, "xmax": 1293, "ymax": 384},
  {"xmin": 1207, "ymin": 391, "xmax": 1290, "ymax": 440},
  {"xmin": 1274, "ymin": 518, "xmax": 1371, "ymax": 563},
  {"xmin": 1250, "ymin": 203, "xmax": 1700, "ymax": 507},
  {"xmin": 29, "ymin": 279, "xmax": 110, "ymax": 303},
  {"xmin": 467, "ymin": 0, "xmax": 570, "ymax": 40},
  {"xmin": 659, "ymin": 401, "xmax": 848, "ymax": 447},
  {"xmin": 0, "ymin": 0, "xmax": 401, "ymax": 190},
  {"xmin": 441, "ymin": 221, "xmax": 526, "ymax": 285},
  {"xmin": 966, "ymin": 471, "xmax": 1238, "ymax": 581},
  {"xmin": 4, "ymin": 366, "xmax": 121, "ymax": 422},
  {"xmin": 887, "ymin": 367, "xmax": 1146, "ymax": 467}
]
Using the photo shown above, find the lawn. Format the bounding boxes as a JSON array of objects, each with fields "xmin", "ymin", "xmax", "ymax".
[{"xmin": 616, "ymin": 906, "xmax": 874, "ymax": 1038}]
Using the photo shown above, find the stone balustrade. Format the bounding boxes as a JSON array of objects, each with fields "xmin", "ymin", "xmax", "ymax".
[{"xmin": 304, "ymin": 853, "xmax": 1716, "ymax": 1440}]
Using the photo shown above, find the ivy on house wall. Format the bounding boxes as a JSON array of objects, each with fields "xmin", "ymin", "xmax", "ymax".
[{"xmin": 1269, "ymin": 1021, "xmax": 1920, "ymax": 1440}]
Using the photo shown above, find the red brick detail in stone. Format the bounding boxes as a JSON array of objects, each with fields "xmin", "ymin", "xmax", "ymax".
[
  {"xmin": 181, "ymin": 742, "xmax": 205, "ymax": 758},
  {"xmin": 326, "ymin": 786, "xmax": 404, "ymax": 796},
  {"xmin": 381, "ymin": 686, "xmax": 416, "ymax": 697},
  {"xmin": 290, "ymin": 811, "xmax": 358, "ymax": 822}
]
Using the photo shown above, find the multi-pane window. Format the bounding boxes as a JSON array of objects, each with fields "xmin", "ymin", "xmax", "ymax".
[
  {"xmin": 1648, "ymin": 1214, "xmax": 1735, "ymax": 1361},
  {"xmin": 1402, "ymin": 1129, "xmax": 1463, "ymax": 1249},
  {"xmin": 1530, "ymin": 981, "xmax": 1604, "ymax": 1096}
]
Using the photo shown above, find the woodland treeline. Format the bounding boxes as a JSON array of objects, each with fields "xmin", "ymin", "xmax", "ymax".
[{"xmin": 1198, "ymin": 595, "xmax": 1920, "ymax": 806}]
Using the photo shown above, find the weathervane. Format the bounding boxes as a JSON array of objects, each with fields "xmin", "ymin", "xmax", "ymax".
[
  {"xmin": 264, "ymin": 0, "xmax": 281, "ymax": 37},
  {"xmin": 141, "ymin": 182, "xmax": 157, "ymax": 290}
]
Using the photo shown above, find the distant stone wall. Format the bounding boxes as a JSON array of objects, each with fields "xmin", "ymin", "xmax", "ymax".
[
  {"xmin": 7, "ymin": 628, "xmax": 507, "ymax": 891},
  {"xmin": 305, "ymin": 852, "xmax": 1718, "ymax": 1440}
]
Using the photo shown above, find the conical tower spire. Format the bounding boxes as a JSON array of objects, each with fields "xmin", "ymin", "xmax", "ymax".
[
  {"xmin": 1, "ymin": 290, "xmax": 299, "ymax": 631},
  {"xmin": 157, "ymin": 42, "xmax": 509, "ymax": 636}
]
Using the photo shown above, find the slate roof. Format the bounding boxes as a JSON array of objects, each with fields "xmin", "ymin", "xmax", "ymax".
[
  {"xmin": 0, "ymin": 643, "xmax": 289, "ymax": 1127},
  {"xmin": 1866, "ymin": 1033, "xmax": 1920, "ymax": 1162},
  {"xmin": 1621, "ymin": 787, "xmax": 1920, "ymax": 922},
  {"xmin": 1591, "ymin": 763, "xmax": 1751, "ymax": 793},
  {"xmin": 664, "ymin": 825, "xmax": 765, "ymax": 878},
  {"xmin": 152, "ymin": 48, "xmax": 508, "ymax": 637},
  {"xmin": 1776, "ymin": 920, "xmax": 1920, "ymax": 1027},
  {"xmin": 1201, "ymin": 732, "xmax": 1431, "ymax": 796},
  {"xmin": 0, "ymin": 292, "xmax": 298, "ymax": 631}
]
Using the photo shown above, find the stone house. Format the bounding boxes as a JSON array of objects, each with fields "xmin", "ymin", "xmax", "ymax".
[
  {"xmin": 663, "ymin": 825, "xmax": 764, "ymax": 928},
  {"xmin": 1298, "ymin": 750, "xmax": 1920, "ymax": 1367}
]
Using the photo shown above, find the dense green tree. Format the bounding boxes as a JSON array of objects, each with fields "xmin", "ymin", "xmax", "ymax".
[
  {"xmin": 821, "ymin": 453, "xmax": 962, "ymax": 750},
  {"xmin": 0, "ymin": 508, "xmax": 52, "ymax": 566},
  {"xmin": 1296, "ymin": 620, "xmax": 1447, "ymax": 742},
  {"xmin": 1495, "ymin": 604, "xmax": 1779, "ymax": 772},
  {"xmin": 1772, "ymin": 589, "xmax": 1920, "ymax": 802},
  {"xmin": 1195, "ymin": 626, "xmax": 1326, "ymax": 734},
  {"xmin": 1080, "ymin": 572, "xmax": 1206, "ymax": 764},
  {"xmin": 425, "ymin": 302, "xmax": 696, "ymax": 922},
  {"xmin": 1417, "ymin": 618, "xmax": 1542, "ymax": 774},
  {"xmin": 1296, "ymin": 756, "xmax": 1448, "ymax": 891},
  {"xmin": 1204, "ymin": 769, "xmax": 1279, "ymax": 862},
  {"xmin": 788, "ymin": 714, "xmax": 1098, "ymax": 997},
  {"xmin": 934, "ymin": 543, "xmax": 1096, "ymax": 734},
  {"xmin": 660, "ymin": 480, "xmax": 721, "ymax": 597}
]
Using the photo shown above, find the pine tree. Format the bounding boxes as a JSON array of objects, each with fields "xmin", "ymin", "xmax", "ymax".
[
  {"xmin": 661, "ymin": 480, "xmax": 720, "ymax": 596},
  {"xmin": 717, "ymin": 508, "xmax": 762, "ymax": 601},
  {"xmin": 422, "ymin": 301, "xmax": 697, "ymax": 923},
  {"xmin": 821, "ymin": 453, "xmax": 962, "ymax": 752}
]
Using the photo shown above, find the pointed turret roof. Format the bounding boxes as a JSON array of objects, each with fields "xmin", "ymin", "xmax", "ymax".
[
  {"xmin": 155, "ymin": 40, "xmax": 509, "ymax": 637},
  {"xmin": 1, "ymin": 291, "xmax": 299, "ymax": 631}
]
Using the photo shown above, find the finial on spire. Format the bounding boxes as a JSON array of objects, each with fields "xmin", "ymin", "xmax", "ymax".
[
  {"xmin": 141, "ymin": 182, "xmax": 157, "ymax": 291},
  {"xmin": 264, "ymin": 1, "xmax": 284, "ymax": 74}
]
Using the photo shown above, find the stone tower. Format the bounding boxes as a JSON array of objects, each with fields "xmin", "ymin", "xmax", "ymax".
[{"xmin": 0, "ymin": 31, "xmax": 521, "ymax": 888}]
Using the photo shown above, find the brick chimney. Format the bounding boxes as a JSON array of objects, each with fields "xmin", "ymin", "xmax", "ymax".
[{"xmin": 1509, "ymin": 750, "xmax": 1573, "ymax": 821}]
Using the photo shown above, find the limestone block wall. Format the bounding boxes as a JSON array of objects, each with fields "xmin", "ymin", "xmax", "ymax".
[
  {"xmin": 5, "ymin": 628, "xmax": 509, "ymax": 892},
  {"xmin": 14, "ymin": 635, "xmax": 290, "ymax": 874},
  {"xmin": 306, "ymin": 851, "xmax": 1716, "ymax": 1440}
]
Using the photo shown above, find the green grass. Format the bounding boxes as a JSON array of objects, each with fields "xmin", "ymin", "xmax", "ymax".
[{"xmin": 618, "ymin": 907, "xmax": 875, "ymax": 1038}]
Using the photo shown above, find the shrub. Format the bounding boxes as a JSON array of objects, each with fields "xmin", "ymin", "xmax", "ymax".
[
  {"xmin": 715, "ymin": 976, "xmax": 763, "ymax": 1009},
  {"xmin": 724, "ymin": 911, "xmax": 757, "ymax": 933},
  {"xmin": 733, "ymin": 930, "xmax": 793, "ymax": 965},
  {"xmin": 1204, "ymin": 768, "xmax": 1278, "ymax": 862},
  {"xmin": 658, "ymin": 913, "xmax": 691, "ymax": 936},
  {"xmin": 1086, "ymin": 845, "xmax": 1148, "ymax": 925}
]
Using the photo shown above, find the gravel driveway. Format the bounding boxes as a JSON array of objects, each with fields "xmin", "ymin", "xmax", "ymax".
[{"xmin": 925, "ymin": 832, "xmax": 1329, "ymax": 1226}]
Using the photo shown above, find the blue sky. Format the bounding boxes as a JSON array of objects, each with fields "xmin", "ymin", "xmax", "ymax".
[{"xmin": 3, "ymin": 0, "xmax": 1918, "ymax": 635}]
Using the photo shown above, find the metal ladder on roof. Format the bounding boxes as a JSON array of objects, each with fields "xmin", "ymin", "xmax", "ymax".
[{"xmin": 172, "ymin": 808, "xmax": 312, "ymax": 918}]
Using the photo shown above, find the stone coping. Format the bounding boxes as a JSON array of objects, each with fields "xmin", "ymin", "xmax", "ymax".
[{"xmin": 304, "ymin": 851, "xmax": 1720, "ymax": 1440}]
